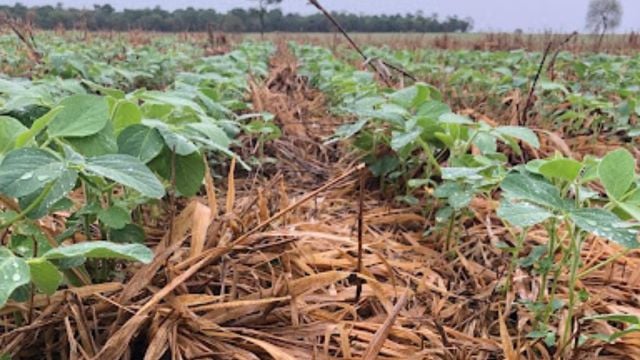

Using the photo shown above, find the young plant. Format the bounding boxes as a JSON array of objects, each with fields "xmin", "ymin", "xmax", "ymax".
[
  {"xmin": 497, "ymin": 150, "xmax": 639, "ymax": 349},
  {"xmin": 0, "ymin": 242, "xmax": 152, "ymax": 307}
]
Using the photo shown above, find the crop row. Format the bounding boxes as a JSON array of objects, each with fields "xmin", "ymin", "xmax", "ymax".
[
  {"xmin": 293, "ymin": 42, "xmax": 640, "ymax": 348},
  {"xmin": 0, "ymin": 41, "xmax": 275, "ymax": 307},
  {"xmin": 358, "ymin": 46, "xmax": 640, "ymax": 135}
]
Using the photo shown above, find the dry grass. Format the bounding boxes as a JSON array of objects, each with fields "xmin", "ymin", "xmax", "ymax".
[{"xmin": 249, "ymin": 32, "xmax": 640, "ymax": 54}]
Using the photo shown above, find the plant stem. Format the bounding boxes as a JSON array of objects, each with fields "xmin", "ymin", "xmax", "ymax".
[
  {"xmin": 82, "ymin": 181, "xmax": 92, "ymax": 240},
  {"xmin": 543, "ymin": 235, "xmax": 569, "ymax": 326},
  {"xmin": 418, "ymin": 139, "xmax": 441, "ymax": 176},
  {"xmin": 539, "ymin": 218, "xmax": 557, "ymax": 302},
  {"xmin": 564, "ymin": 224, "xmax": 583, "ymax": 347},
  {"xmin": 445, "ymin": 210, "xmax": 456, "ymax": 252},
  {"xmin": 506, "ymin": 230, "xmax": 527, "ymax": 293}
]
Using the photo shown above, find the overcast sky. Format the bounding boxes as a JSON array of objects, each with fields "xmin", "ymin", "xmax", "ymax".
[{"xmin": 15, "ymin": 0, "xmax": 640, "ymax": 32}]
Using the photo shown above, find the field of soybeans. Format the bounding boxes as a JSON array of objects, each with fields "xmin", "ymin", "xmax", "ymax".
[{"xmin": 0, "ymin": 29, "xmax": 639, "ymax": 359}]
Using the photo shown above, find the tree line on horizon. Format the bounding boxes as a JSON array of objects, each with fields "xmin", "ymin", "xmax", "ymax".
[{"xmin": 0, "ymin": 3, "xmax": 473, "ymax": 33}]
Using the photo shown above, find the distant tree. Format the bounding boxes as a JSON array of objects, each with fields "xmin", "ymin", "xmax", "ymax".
[
  {"xmin": 586, "ymin": 0, "xmax": 622, "ymax": 35},
  {"xmin": 250, "ymin": 0, "xmax": 281, "ymax": 37},
  {"xmin": 586, "ymin": 0, "xmax": 623, "ymax": 51},
  {"xmin": 0, "ymin": 3, "xmax": 473, "ymax": 33}
]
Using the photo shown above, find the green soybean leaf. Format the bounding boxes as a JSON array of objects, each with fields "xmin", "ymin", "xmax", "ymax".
[
  {"xmin": 617, "ymin": 202, "xmax": 640, "ymax": 222},
  {"xmin": 441, "ymin": 167, "xmax": 483, "ymax": 181},
  {"xmin": 539, "ymin": 158, "xmax": 583, "ymax": 182},
  {"xmin": 569, "ymin": 208, "xmax": 639, "ymax": 248},
  {"xmin": 109, "ymin": 223, "xmax": 145, "ymax": 244},
  {"xmin": 390, "ymin": 129, "xmax": 421, "ymax": 151},
  {"xmin": 388, "ymin": 83, "xmax": 432, "ymax": 109},
  {"xmin": 0, "ymin": 116, "xmax": 28, "ymax": 154},
  {"xmin": 20, "ymin": 169, "xmax": 78, "ymax": 219},
  {"xmin": 144, "ymin": 120, "xmax": 197, "ymax": 155},
  {"xmin": 186, "ymin": 122, "xmax": 231, "ymax": 149},
  {"xmin": 117, "ymin": 124, "xmax": 164, "ymax": 163},
  {"xmin": 500, "ymin": 172, "xmax": 567, "ymax": 210},
  {"xmin": 43, "ymin": 241, "xmax": 153, "ymax": 263},
  {"xmin": 498, "ymin": 200, "xmax": 553, "ymax": 227},
  {"xmin": 149, "ymin": 148, "xmax": 205, "ymax": 197},
  {"xmin": 334, "ymin": 119, "xmax": 368, "ymax": 139},
  {"xmin": 0, "ymin": 148, "xmax": 64, "ymax": 198},
  {"xmin": 539, "ymin": 81, "xmax": 569, "ymax": 94},
  {"xmin": 496, "ymin": 126, "xmax": 540, "ymax": 149},
  {"xmin": 0, "ymin": 247, "xmax": 30, "ymax": 307},
  {"xmin": 473, "ymin": 132, "xmax": 498, "ymax": 154},
  {"xmin": 27, "ymin": 258, "xmax": 62, "ymax": 295},
  {"xmin": 8, "ymin": 221, "xmax": 53, "ymax": 257},
  {"xmin": 439, "ymin": 113, "xmax": 474, "ymax": 125},
  {"xmin": 449, "ymin": 189, "xmax": 474, "ymax": 209},
  {"xmin": 65, "ymin": 122, "xmax": 118, "ymax": 157},
  {"xmin": 15, "ymin": 106, "xmax": 63, "ymax": 148},
  {"xmin": 48, "ymin": 95, "xmax": 109, "ymax": 138},
  {"xmin": 159, "ymin": 130, "xmax": 198, "ymax": 155},
  {"xmin": 416, "ymin": 100, "xmax": 450, "ymax": 118},
  {"xmin": 434, "ymin": 182, "xmax": 462, "ymax": 198},
  {"xmin": 81, "ymin": 80, "xmax": 125, "ymax": 99},
  {"xmin": 525, "ymin": 159, "xmax": 547, "ymax": 174},
  {"xmin": 97, "ymin": 206, "xmax": 131, "ymax": 230},
  {"xmin": 85, "ymin": 154, "xmax": 165, "ymax": 199},
  {"xmin": 598, "ymin": 149, "xmax": 635, "ymax": 200},
  {"xmin": 112, "ymin": 100, "xmax": 142, "ymax": 134}
]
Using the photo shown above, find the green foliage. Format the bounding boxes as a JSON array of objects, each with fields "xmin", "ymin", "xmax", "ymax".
[
  {"xmin": 0, "ymin": 148, "xmax": 64, "ymax": 198},
  {"xmin": 48, "ymin": 95, "xmax": 110, "ymax": 138},
  {"xmin": 117, "ymin": 125, "xmax": 165, "ymax": 163},
  {"xmin": 28, "ymin": 258, "xmax": 63, "ymax": 295},
  {"xmin": 598, "ymin": 149, "xmax": 635, "ymax": 200},
  {"xmin": 0, "ymin": 248, "xmax": 30, "ymax": 307},
  {"xmin": 84, "ymin": 154, "xmax": 165, "ymax": 199},
  {"xmin": 496, "ymin": 150, "xmax": 640, "ymax": 347},
  {"xmin": 296, "ymin": 41, "xmax": 640, "ymax": 349},
  {"xmin": 42, "ymin": 241, "xmax": 153, "ymax": 263},
  {"xmin": 363, "ymin": 46, "xmax": 640, "ymax": 136},
  {"xmin": 0, "ymin": 40, "xmax": 277, "ymax": 309},
  {"xmin": 0, "ymin": 116, "xmax": 27, "ymax": 154}
]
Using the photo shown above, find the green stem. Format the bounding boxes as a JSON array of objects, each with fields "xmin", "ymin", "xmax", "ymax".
[
  {"xmin": 564, "ymin": 224, "xmax": 583, "ymax": 346},
  {"xmin": 418, "ymin": 139, "xmax": 441, "ymax": 176},
  {"xmin": 461, "ymin": 130, "xmax": 482, "ymax": 155},
  {"xmin": 539, "ymin": 218, "xmax": 557, "ymax": 302},
  {"xmin": 506, "ymin": 229, "xmax": 527, "ymax": 294},
  {"xmin": 0, "ymin": 182, "xmax": 54, "ymax": 230},
  {"xmin": 543, "ymin": 233, "xmax": 570, "ymax": 326},
  {"xmin": 82, "ymin": 181, "xmax": 92, "ymax": 240},
  {"xmin": 445, "ymin": 210, "xmax": 456, "ymax": 252}
]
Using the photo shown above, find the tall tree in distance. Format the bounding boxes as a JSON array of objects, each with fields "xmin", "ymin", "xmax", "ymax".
[
  {"xmin": 251, "ymin": 0, "xmax": 281, "ymax": 38},
  {"xmin": 586, "ymin": 0, "xmax": 623, "ymax": 50}
]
